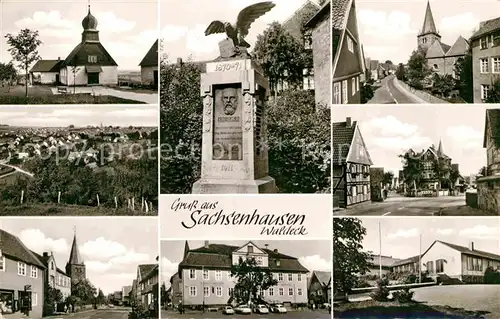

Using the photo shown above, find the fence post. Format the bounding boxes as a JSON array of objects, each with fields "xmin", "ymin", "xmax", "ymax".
[
  {"xmin": 58, "ymin": 191, "xmax": 61, "ymax": 204},
  {"xmin": 142, "ymin": 197, "xmax": 145, "ymax": 211},
  {"xmin": 96, "ymin": 194, "xmax": 100, "ymax": 207},
  {"xmin": 20, "ymin": 190, "xmax": 24, "ymax": 204},
  {"xmin": 132, "ymin": 197, "xmax": 135, "ymax": 210},
  {"xmin": 150, "ymin": 201, "xmax": 153, "ymax": 212},
  {"xmin": 114, "ymin": 197, "xmax": 118, "ymax": 209},
  {"xmin": 145, "ymin": 201, "xmax": 149, "ymax": 213}
]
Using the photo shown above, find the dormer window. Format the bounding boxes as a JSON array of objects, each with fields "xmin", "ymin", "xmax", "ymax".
[
  {"xmin": 481, "ymin": 37, "xmax": 489, "ymax": 50},
  {"xmin": 276, "ymin": 260, "xmax": 281, "ymax": 267}
]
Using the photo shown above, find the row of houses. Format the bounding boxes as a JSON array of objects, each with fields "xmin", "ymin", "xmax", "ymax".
[
  {"xmin": 0, "ymin": 228, "xmax": 86, "ymax": 319},
  {"xmin": 29, "ymin": 5, "xmax": 158, "ymax": 87},
  {"xmin": 126, "ymin": 261, "xmax": 159, "ymax": 311},
  {"xmin": 166, "ymin": 241, "xmax": 332, "ymax": 310}
]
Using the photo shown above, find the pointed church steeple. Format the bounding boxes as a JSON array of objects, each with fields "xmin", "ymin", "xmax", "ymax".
[
  {"xmin": 66, "ymin": 227, "xmax": 86, "ymax": 285},
  {"xmin": 420, "ymin": 1, "xmax": 438, "ymax": 36},
  {"xmin": 183, "ymin": 241, "xmax": 190, "ymax": 259},
  {"xmin": 437, "ymin": 139, "xmax": 444, "ymax": 156},
  {"xmin": 68, "ymin": 227, "xmax": 83, "ymax": 265}
]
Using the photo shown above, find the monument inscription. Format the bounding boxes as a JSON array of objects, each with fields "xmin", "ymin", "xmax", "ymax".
[{"xmin": 212, "ymin": 86, "xmax": 243, "ymax": 160}]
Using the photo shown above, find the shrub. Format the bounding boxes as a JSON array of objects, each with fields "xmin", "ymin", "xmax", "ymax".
[
  {"xmin": 360, "ymin": 84, "xmax": 374, "ymax": 104},
  {"xmin": 392, "ymin": 286, "xmax": 414, "ymax": 303},
  {"xmin": 484, "ymin": 267, "xmax": 500, "ymax": 284},
  {"xmin": 370, "ymin": 277, "xmax": 390, "ymax": 301}
]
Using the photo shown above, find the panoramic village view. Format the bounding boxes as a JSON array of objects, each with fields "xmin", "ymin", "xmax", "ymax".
[
  {"xmin": 0, "ymin": 1, "xmax": 158, "ymax": 104},
  {"xmin": 160, "ymin": 240, "xmax": 331, "ymax": 318},
  {"xmin": 333, "ymin": 218, "xmax": 500, "ymax": 318},
  {"xmin": 0, "ymin": 106, "xmax": 158, "ymax": 216},
  {"xmin": 160, "ymin": 0, "xmax": 331, "ymax": 195},
  {"xmin": 333, "ymin": 0, "xmax": 500, "ymax": 104},
  {"xmin": 0, "ymin": 218, "xmax": 159, "ymax": 319},
  {"xmin": 332, "ymin": 105, "xmax": 500, "ymax": 216}
]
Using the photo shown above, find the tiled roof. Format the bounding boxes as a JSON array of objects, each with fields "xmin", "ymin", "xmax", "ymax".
[
  {"xmin": 391, "ymin": 255, "xmax": 421, "ymax": 267},
  {"xmin": 445, "ymin": 36, "xmax": 469, "ymax": 57},
  {"xmin": 332, "ymin": 0, "xmax": 351, "ymax": 30},
  {"xmin": 283, "ymin": 0, "xmax": 320, "ymax": 40},
  {"xmin": 30, "ymin": 60, "xmax": 63, "ymax": 73},
  {"xmin": 179, "ymin": 243, "xmax": 309, "ymax": 273},
  {"xmin": 0, "ymin": 229, "xmax": 46, "ymax": 268},
  {"xmin": 61, "ymin": 42, "xmax": 117, "ymax": 67},
  {"xmin": 30, "ymin": 250, "xmax": 68, "ymax": 276},
  {"xmin": 312, "ymin": 270, "xmax": 331, "ymax": 286},
  {"xmin": 332, "ymin": 120, "xmax": 356, "ymax": 164},
  {"xmin": 440, "ymin": 42, "xmax": 451, "ymax": 54},
  {"xmin": 368, "ymin": 254, "xmax": 401, "ymax": 268},
  {"xmin": 139, "ymin": 264, "xmax": 157, "ymax": 280},
  {"xmin": 305, "ymin": 0, "xmax": 330, "ymax": 29},
  {"xmin": 139, "ymin": 39, "xmax": 158, "ymax": 67},
  {"xmin": 471, "ymin": 17, "xmax": 500, "ymax": 40},
  {"xmin": 437, "ymin": 241, "xmax": 500, "ymax": 261}
]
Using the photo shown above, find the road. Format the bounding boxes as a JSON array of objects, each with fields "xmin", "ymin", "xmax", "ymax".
[
  {"xmin": 161, "ymin": 310, "xmax": 330, "ymax": 319},
  {"xmin": 0, "ymin": 162, "xmax": 34, "ymax": 178},
  {"xmin": 368, "ymin": 75, "xmax": 425, "ymax": 104},
  {"xmin": 413, "ymin": 285, "xmax": 500, "ymax": 318},
  {"xmin": 45, "ymin": 308, "xmax": 130, "ymax": 319},
  {"xmin": 335, "ymin": 194, "xmax": 470, "ymax": 216}
]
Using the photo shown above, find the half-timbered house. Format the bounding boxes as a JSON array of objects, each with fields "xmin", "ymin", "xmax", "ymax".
[{"xmin": 332, "ymin": 117, "xmax": 373, "ymax": 208}]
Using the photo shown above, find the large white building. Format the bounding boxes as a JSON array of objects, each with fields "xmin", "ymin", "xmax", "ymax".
[
  {"xmin": 171, "ymin": 241, "xmax": 309, "ymax": 309},
  {"xmin": 29, "ymin": 5, "xmax": 118, "ymax": 86}
]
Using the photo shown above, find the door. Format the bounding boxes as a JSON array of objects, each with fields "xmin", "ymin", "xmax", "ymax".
[
  {"xmin": 55, "ymin": 74, "xmax": 60, "ymax": 84},
  {"xmin": 88, "ymin": 72, "xmax": 99, "ymax": 85},
  {"xmin": 153, "ymin": 70, "xmax": 158, "ymax": 87}
]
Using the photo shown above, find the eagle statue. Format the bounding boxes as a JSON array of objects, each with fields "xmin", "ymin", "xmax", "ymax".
[{"xmin": 204, "ymin": 1, "xmax": 276, "ymax": 49}]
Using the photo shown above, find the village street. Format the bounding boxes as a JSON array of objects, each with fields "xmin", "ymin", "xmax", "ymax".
[
  {"xmin": 43, "ymin": 308, "xmax": 130, "ymax": 319},
  {"xmin": 334, "ymin": 193, "xmax": 477, "ymax": 216},
  {"xmin": 161, "ymin": 309, "xmax": 330, "ymax": 319},
  {"xmin": 367, "ymin": 75, "xmax": 425, "ymax": 104}
]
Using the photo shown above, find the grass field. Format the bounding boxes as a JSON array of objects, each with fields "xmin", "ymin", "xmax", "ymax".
[
  {"xmin": 0, "ymin": 93, "xmax": 144, "ymax": 104},
  {"xmin": 0, "ymin": 203, "xmax": 157, "ymax": 216}
]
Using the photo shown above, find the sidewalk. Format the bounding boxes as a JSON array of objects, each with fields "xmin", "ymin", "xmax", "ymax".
[{"xmin": 392, "ymin": 78, "xmax": 427, "ymax": 103}]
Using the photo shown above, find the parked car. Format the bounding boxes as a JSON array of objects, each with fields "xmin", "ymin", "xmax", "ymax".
[
  {"xmin": 270, "ymin": 304, "xmax": 287, "ymax": 313},
  {"xmin": 255, "ymin": 304, "xmax": 269, "ymax": 314},
  {"xmin": 222, "ymin": 306, "xmax": 235, "ymax": 314},
  {"xmin": 235, "ymin": 304, "xmax": 252, "ymax": 314}
]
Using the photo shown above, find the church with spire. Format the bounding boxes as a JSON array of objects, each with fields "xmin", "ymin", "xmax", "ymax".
[
  {"xmin": 417, "ymin": 1, "xmax": 469, "ymax": 78},
  {"xmin": 30, "ymin": 3, "xmax": 118, "ymax": 86},
  {"xmin": 65, "ymin": 228, "xmax": 86, "ymax": 286}
]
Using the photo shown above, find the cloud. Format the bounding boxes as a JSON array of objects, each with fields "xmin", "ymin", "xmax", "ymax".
[
  {"xmin": 18, "ymin": 229, "xmax": 69, "ymax": 254},
  {"xmin": 436, "ymin": 228, "xmax": 453, "ymax": 236},
  {"xmin": 95, "ymin": 12, "xmax": 136, "ymax": 33},
  {"xmin": 161, "ymin": 25, "xmax": 188, "ymax": 42},
  {"xmin": 85, "ymin": 250, "xmax": 150, "ymax": 273},
  {"xmin": 439, "ymin": 13, "xmax": 479, "ymax": 38},
  {"xmin": 459, "ymin": 225, "xmax": 499, "ymax": 239},
  {"xmin": 387, "ymin": 228, "xmax": 419, "ymax": 239},
  {"xmin": 368, "ymin": 116, "xmax": 419, "ymax": 137},
  {"xmin": 446, "ymin": 125, "xmax": 482, "ymax": 149},
  {"xmin": 371, "ymin": 135, "xmax": 433, "ymax": 151},
  {"xmin": 186, "ymin": 24, "xmax": 224, "ymax": 54},
  {"xmin": 15, "ymin": 11, "xmax": 74, "ymax": 29},
  {"xmin": 162, "ymin": 257, "xmax": 179, "ymax": 286},
  {"xmin": 358, "ymin": 10, "xmax": 415, "ymax": 40},
  {"xmin": 80, "ymin": 237, "xmax": 128, "ymax": 259},
  {"xmin": 298, "ymin": 255, "xmax": 331, "ymax": 272}
]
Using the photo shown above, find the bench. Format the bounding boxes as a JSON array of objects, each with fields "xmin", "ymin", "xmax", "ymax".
[{"xmin": 57, "ymin": 86, "xmax": 69, "ymax": 94}]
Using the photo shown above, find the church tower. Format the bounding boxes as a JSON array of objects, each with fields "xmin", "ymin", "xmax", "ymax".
[
  {"xmin": 66, "ymin": 228, "xmax": 86, "ymax": 286},
  {"xmin": 81, "ymin": 5, "xmax": 99, "ymax": 43},
  {"xmin": 417, "ymin": 1, "xmax": 441, "ymax": 53}
]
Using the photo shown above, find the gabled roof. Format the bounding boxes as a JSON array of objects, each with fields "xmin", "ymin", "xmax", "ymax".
[
  {"xmin": 445, "ymin": 36, "xmax": 469, "ymax": 57},
  {"xmin": 61, "ymin": 42, "xmax": 117, "ymax": 67},
  {"xmin": 179, "ymin": 243, "xmax": 309, "ymax": 273},
  {"xmin": 305, "ymin": 0, "xmax": 330, "ymax": 29},
  {"xmin": 30, "ymin": 250, "xmax": 68, "ymax": 276},
  {"xmin": 332, "ymin": 0, "xmax": 351, "ymax": 30},
  {"xmin": 471, "ymin": 17, "xmax": 500, "ymax": 41},
  {"xmin": 138, "ymin": 264, "xmax": 157, "ymax": 280},
  {"xmin": 425, "ymin": 40, "xmax": 446, "ymax": 58},
  {"xmin": 283, "ymin": 0, "xmax": 321, "ymax": 40},
  {"xmin": 332, "ymin": 119, "xmax": 356, "ymax": 164},
  {"xmin": 311, "ymin": 270, "xmax": 331, "ymax": 287},
  {"xmin": 139, "ymin": 39, "xmax": 158, "ymax": 67},
  {"xmin": 391, "ymin": 255, "xmax": 421, "ymax": 267},
  {"xmin": 483, "ymin": 109, "xmax": 500, "ymax": 148},
  {"xmin": 420, "ymin": 1, "xmax": 439, "ymax": 36},
  {"xmin": 433, "ymin": 240, "xmax": 500, "ymax": 262},
  {"xmin": 30, "ymin": 60, "xmax": 63, "ymax": 73},
  {"xmin": 68, "ymin": 234, "xmax": 83, "ymax": 265},
  {"xmin": 140, "ymin": 264, "xmax": 158, "ymax": 282},
  {"xmin": 0, "ymin": 229, "xmax": 46, "ymax": 268}
]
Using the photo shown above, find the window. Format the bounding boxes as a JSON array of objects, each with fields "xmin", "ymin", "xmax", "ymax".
[
  {"xmin": 269, "ymin": 288, "xmax": 274, "ymax": 296},
  {"xmin": 481, "ymin": 37, "xmax": 488, "ymax": 49},
  {"xmin": 433, "ymin": 64, "xmax": 438, "ymax": 70},
  {"xmin": 288, "ymin": 288, "xmax": 294, "ymax": 296},
  {"xmin": 347, "ymin": 36, "xmax": 354, "ymax": 52},
  {"xmin": 422, "ymin": 38, "xmax": 427, "ymax": 44},
  {"xmin": 0, "ymin": 256, "xmax": 4, "ymax": 272},
  {"xmin": 288, "ymin": 273, "xmax": 293, "ymax": 281},
  {"xmin": 279, "ymin": 288, "xmax": 284, "ymax": 296},
  {"xmin": 356, "ymin": 77, "xmax": 359, "ymax": 92},
  {"xmin": 32, "ymin": 292, "xmax": 37, "ymax": 307},
  {"xmin": 204, "ymin": 286, "xmax": 210, "ymax": 297},
  {"xmin": 189, "ymin": 269, "xmax": 196, "ymax": 280},
  {"xmin": 493, "ymin": 57, "xmax": 500, "ymax": 73},
  {"xmin": 256, "ymin": 257, "xmax": 263, "ymax": 265},
  {"xmin": 467, "ymin": 256, "xmax": 483, "ymax": 271},
  {"xmin": 189, "ymin": 286, "xmax": 197, "ymax": 296},
  {"xmin": 481, "ymin": 85, "xmax": 490, "ymax": 100},
  {"xmin": 50, "ymin": 262, "xmax": 54, "ymax": 270},
  {"xmin": 363, "ymin": 185, "xmax": 368, "ymax": 195},
  {"xmin": 342, "ymin": 80, "xmax": 348, "ymax": 104},
  {"xmin": 480, "ymin": 58, "xmax": 489, "ymax": 73},
  {"xmin": 333, "ymin": 82, "xmax": 341, "ymax": 104},
  {"xmin": 297, "ymin": 288, "xmax": 303, "ymax": 296},
  {"xmin": 31, "ymin": 266, "xmax": 37, "ymax": 278},
  {"xmin": 216, "ymin": 287, "xmax": 223, "ymax": 297},
  {"xmin": 88, "ymin": 55, "xmax": 97, "ymax": 63},
  {"xmin": 351, "ymin": 78, "xmax": 356, "ymax": 96},
  {"xmin": 228, "ymin": 288, "xmax": 234, "ymax": 296},
  {"xmin": 260, "ymin": 289, "xmax": 264, "ymax": 297},
  {"xmin": 278, "ymin": 273, "xmax": 283, "ymax": 281},
  {"xmin": 426, "ymin": 261, "xmax": 434, "ymax": 273},
  {"xmin": 203, "ymin": 269, "xmax": 209, "ymax": 280},
  {"xmin": 227, "ymin": 271, "xmax": 232, "ymax": 280},
  {"xmin": 297, "ymin": 274, "xmax": 302, "ymax": 281},
  {"xmin": 351, "ymin": 186, "xmax": 357, "ymax": 196},
  {"xmin": 247, "ymin": 245, "xmax": 254, "ymax": 253},
  {"xmin": 18, "ymin": 262, "xmax": 26, "ymax": 276},
  {"xmin": 215, "ymin": 270, "xmax": 222, "ymax": 281},
  {"xmin": 436, "ymin": 259, "xmax": 444, "ymax": 273}
]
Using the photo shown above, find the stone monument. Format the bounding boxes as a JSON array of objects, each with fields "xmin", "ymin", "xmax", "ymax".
[{"xmin": 192, "ymin": 1, "xmax": 277, "ymax": 194}]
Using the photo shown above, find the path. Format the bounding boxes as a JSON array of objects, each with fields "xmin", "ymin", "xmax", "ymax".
[
  {"xmin": 50, "ymin": 86, "xmax": 158, "ymax": 104},
  {"xmin": 368, "ymin": 75, "xmax": 426, "ymax": 104},
  {"xmin": 0, "ymin": 163, "xmax": 34, "ymax": 178}
]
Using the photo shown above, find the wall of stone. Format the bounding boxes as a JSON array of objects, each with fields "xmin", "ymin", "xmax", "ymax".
[
  {"xmin": 477, "ymin": 178, "xmax": 500, "ymax": 214},
  {"xmin": 397, "ymin": 80, "xmax": 450, "ymax": 104},
  {"xmin": 311, "ymin": 10, "xmax": 331, "ymax": 106}
]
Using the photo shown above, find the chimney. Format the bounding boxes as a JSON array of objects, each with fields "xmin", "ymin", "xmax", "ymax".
[
  {"xmin": 346, "ymin": 117, "xmax": 352, "ymax": 128},
  {"xmin": 176, "ymin": 57, "xmax": 183, "ymax": 66},
  {"xmin": 264, "ymin": 244, "xmax": 269, "ymax": 249},
  {"xmin": 469, "ymin": 242, "xmax": 474, "ymax": 251},
  {"xmin": 273, "ymin": 248, "xmax": 278, "ymax": 253},
  {"xmin": 57, "ymin": 57, "xmax": 60, "ymax": 61},
  {"xmin": 204, "ymin": 241, "xmax": 209, "ymax": 248},
  {"xmin": 43, "ymin": 252, "xmax": 48, "ymax": 257}
]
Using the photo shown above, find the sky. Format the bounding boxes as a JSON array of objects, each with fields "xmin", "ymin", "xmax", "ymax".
[
  {"xmin": 1, "ymin": 0, "xmax": 158, "ymax": 71},
  {"xmin": 356, "ymin": 0, "xmax": 500, "ymax": 64},
  {"xmin": 333, "ymin": 105, "xmax": 490, "ymax": 176},
  {"xmin": 160, "ymin": 240, "xmax": 331, "ymax": 288},
  {"xmin": 0, "ymin": 105, "xmax": 158, "ymax": 127},
  {"xmin": 160, "ymin": 0, "xmax": 321, "ymax": 62},
  {"xmin": 0, "ymin": 217, "xmax": 158, "ymax": 295},
  {"xmin": 356, "ymin": 218, "xmax": 500, "ymax": 260}
]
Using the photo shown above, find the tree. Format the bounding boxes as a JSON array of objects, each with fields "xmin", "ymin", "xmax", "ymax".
[
  {"xmin": 253, "ymin": 22, "xmax": 307, "ymax": 96},
  {"xmin": 230, "ymin": 257, "xmax": 278, "ymax": 305},
  {"xmin": 454, "ymin": 46, "xmax": 473, "ymax": 102},
  {"xmin": 333, "ymin": 218, "xmax": 371, "ymax": 300},
  {"xmin": 72, "ymin": 279, "xmax": 97, "ymax": 304},
  {"xmin": 406, "ymin": 48, "xmax": 431, "ymax": 89},
  {"xmin": 399, "ymin": 152, "xmax": 424, "ymax": 191},
  {"xmin": 432, "ymin": 157, "xmax": 451, "ymax": 189},
  {"xmin": 160, "ymin": 283, "xmax": 168, "ymax": 307},
  {"xmin": 44, "ymin": 287, "xmax": 63, "ymax": 315},
  {"xmin": 360, "ymin": 84, "xmax": 374, "ymax": 104},
  {"xmin": 485, "ymin": 77, "xmax": 500, "ymax": 103},
  {"xmin": 0, "ymin": 62, "xmax": 18, "ymax": 91},
  {"xmin": 96, "ymin": 289, "xmax": 105, "ymax": 305},
  {"xmin": 432, "ymin": 73, "xmax": 455, "ymax": 98},
  {"xmin": 396, "ymin": 63, "xmax": 406, "ymax": 81},
  {"xmin": 5, "ymin": 29, "xmax": 42, "ymax": 97},
  {"xmin": 385, "ymin": 60, "xmax": 393, "ymax": 65},
  {"xmin": 383, "ymin": 171, "xmax": 394, "ymax": 187}
]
